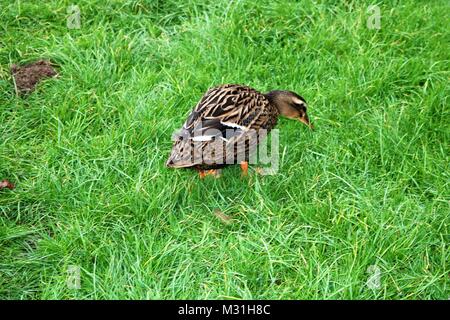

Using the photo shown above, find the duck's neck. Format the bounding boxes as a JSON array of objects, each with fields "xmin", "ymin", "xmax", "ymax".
[
  {"xmin": 264, "ymin": 90, "xmax": 287, "ymax": 116},
  {"xmin": 264, "ymin": 90, "xmax": 281, "ymax": 104}
]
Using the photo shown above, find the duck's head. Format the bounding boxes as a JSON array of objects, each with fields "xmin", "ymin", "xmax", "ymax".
[{"xmin": 265, "ymin": 90, "xmax": 313, "ymax": 129}]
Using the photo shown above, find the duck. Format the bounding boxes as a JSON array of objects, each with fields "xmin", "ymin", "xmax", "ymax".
[{"xmin": 166, "ymin": 84, "xmax": 312, "ymax": 177}]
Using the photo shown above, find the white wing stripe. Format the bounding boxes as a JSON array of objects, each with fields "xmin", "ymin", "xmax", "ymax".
[
  {"xmin": 220, "ymin": 121, "xmax": 247, "ymax": 131},
  {"xmin": 191, "ymin": 135, "xmax": 215, "ymax": 142}
]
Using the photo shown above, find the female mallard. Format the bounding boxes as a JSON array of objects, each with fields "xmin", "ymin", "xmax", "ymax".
[{"xmin": 166, "ymin": 84, "xmax": 312, "ymax": 177}]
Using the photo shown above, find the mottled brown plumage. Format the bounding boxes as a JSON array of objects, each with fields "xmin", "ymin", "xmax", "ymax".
[{"xmin": 166, "ymin": 84, "xmax": 311, "ymax": 169}]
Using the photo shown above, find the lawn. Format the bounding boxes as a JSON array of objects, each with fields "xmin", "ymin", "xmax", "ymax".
[{"xmin": 0, "ymin": 0, "xmax": 448, "ymax": 299}]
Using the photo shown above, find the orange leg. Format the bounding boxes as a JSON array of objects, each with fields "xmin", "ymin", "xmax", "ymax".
[
  {"xmin": 198, "ymin": 169, "xmax": 221, "ymax": 179},
  {"xmin": 240, "ymin": 161, "xmax": 249, "ymax": 176}
]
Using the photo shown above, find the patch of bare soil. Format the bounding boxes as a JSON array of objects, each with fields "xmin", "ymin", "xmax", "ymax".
[
  {"xmin": 0, "ymin": 179, "xmax": 15, "ymax": 190},
  {"xmin": 11, "ymin": 60, "xmax": 57, "ymax": 94}
]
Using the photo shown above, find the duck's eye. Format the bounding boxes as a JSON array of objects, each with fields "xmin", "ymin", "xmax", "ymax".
[{"xmin": 295, "ymin": 103, "xmax": 306, "ymax": 111}]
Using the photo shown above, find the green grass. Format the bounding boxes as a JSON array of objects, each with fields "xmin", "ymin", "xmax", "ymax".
[{"xmin": 0, "ymin": 0, "xmax": 449, "ymax": 299}]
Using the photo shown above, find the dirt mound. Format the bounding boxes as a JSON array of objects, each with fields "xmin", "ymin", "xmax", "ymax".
[
  {"xmin": 11, "ymin": 60, "xmax": 58, "ymax": 94},
  {"xmin": 0, "ymin": 180, "xmax": 15, "ymax": 190}
]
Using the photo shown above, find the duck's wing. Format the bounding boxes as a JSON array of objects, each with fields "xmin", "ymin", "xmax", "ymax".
[
  {"xmin": 179, "ymin": 84, "xmax": 275, "ymax": 140},
  {"xmin": 167, "ymin": 84, "xmax": 277, "ymax": 168}
]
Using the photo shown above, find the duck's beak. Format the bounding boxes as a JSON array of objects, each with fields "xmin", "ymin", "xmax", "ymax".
[{"xmin": 299, "ymin": 114, "xmax": 314, "ymax": 130}]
